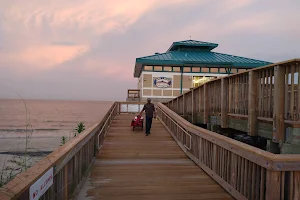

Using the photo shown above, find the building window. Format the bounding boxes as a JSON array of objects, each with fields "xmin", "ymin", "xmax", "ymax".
[
  {"xmin": 144, "ymin": 66, "xmax": 153, "ymax": 71},
  {"xmin": 192, "ymin": 67, "xmax": 200, "ymax": 72},
  {"xmin": 219, "ymin": 68, "xmax": 226, "ymax": 73},
  {"xmin": 173, "ymin": 67, "xmax": 181, "ymax": 72},
  {"xmin": 154, "ymin": 66, "xmax": 163, "ymax": 71},
  {"xmin": 163, "ymin": 66, "xmax": 172, "ymax": 71},
  {"xmin": 201, "ymin": 67, "xmax": 209, "ymax": 72},
  {"xmin": 210, "ymin": 68, "xmax": 218, "ymax": 73},
  {"xmin": 183, "ymin": 67, "xmax": 191, "ymax": 72}
]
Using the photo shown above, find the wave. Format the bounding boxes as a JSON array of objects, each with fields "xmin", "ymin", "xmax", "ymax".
[{"xmin": 0, "ymin": 128, "xmax": 61, "ymax": 132}]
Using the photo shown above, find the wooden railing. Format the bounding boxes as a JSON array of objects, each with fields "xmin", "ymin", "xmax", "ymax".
[
  {"xmin": 157, "ymin": 102, "xmax": 300, "ymax": 200},
  {"xmin": 118, "ymin": 101, "xmax": 145, "ymax": 113},
  {"xmin": 0, "ymin": 102, "xmax": 144, "ymax": 200},
  {"xmin": 127, "ymin": 89, "xmax": 140, "ymax": 99},
  {"xmin": 166, "ymin": 59, "xmax": 300, "ymax": 142}
]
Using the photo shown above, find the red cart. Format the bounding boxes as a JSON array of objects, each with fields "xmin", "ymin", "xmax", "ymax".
[{"xmin": 131, "ymin": 115, "xmax": 144, "ymax": 131}]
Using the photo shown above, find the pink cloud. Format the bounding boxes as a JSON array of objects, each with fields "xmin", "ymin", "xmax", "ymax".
[
  {"xmin": 0, "ymin": 0, "xmax": 189, "ymax": 72},
  {"xmin": 1, "ymin": 44, "xmax": 89, "ymax": 71}
]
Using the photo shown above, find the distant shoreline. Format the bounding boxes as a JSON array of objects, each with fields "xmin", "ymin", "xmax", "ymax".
[{"xmin": 0, "ymin": 98, "xmax": 115, "ymax": 103}]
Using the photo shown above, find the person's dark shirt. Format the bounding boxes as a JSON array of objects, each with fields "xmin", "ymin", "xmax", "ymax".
[{"xmin": 142, "ymin": 103, "xmax": 155, "ymax": 117}]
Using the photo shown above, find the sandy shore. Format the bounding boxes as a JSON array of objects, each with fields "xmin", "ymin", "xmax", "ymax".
[
  {"xmin": 0, "ymin": 131, "xmax": 94, "ymax": 186},
  {"xmin": 0, "ymin": 132, "xmax": 71, "ymax": 182}
]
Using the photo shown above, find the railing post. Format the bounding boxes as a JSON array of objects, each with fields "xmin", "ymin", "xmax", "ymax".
[
  {"xmin": 293, "ymin": 172, "xmax": 300, "ymax": 199},
  {"xmin": 199, "ymin": 86, "xmax": 202, "ymax": 118},
  {"xmin": 248, "ymin": 71, "xmax": 258, "ymax": 136},
  {"xmin": 266, "ymin": 170, "xmax": 281, "ymax": 200},
  {"xmin": 183, "ymin": 94, "xmax": 185, "ymax": 117},
  {"xmin": 230, "ymin": 154, "xmax": 237, "ymax": 188},
  {"xmin": 273, "ymin": 65, "xmax": 285, "ymax": 143},
  {"xmin": 64, "ymin": 165, "xmax": 69, "ymax": 199},
  {"xmin": 212, "ymin": 144, "xmax": 217, "ymax": 171},
  {"xmin": 221, "ymin": 78, "xmax": 228, "ymax": 128},
  {"xmin": 204, "ymin": 84, "xmax": 209, "ymax": 124},
  {"xmin": 177, "ymin": 98, "xmax": 179, "ymax": 113},
  {"xmin": 192, "ymin": 89, "xmax": 194, "ymax": 124}
]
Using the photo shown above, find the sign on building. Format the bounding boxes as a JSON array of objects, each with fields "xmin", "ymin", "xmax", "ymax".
[
  {"xmin": 30, "ymin": 167, "xmax": 53, "ymax": 200},
  {"xmin": 153, "ymin": 77, "xmax": 172, "ymax": 88}
]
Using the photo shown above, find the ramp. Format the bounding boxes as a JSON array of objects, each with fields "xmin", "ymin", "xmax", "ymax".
[{"xmin": 77, "ymin": 113, "xmax": 233, "ymax": 200}]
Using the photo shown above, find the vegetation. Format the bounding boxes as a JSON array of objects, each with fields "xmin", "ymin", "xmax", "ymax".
[
  {"xmin": 0, "ymin": 95, "xmax": 34, "ymax": 187},
  {"xmin": 60, "ymin": 122, "xmax": 85, "ymax": 146},
  {"xmin": 60, "ymin": 136, "xmax": 68, "ymax": 145},
  {"xmin": 74, "ymin": 122, "xmax": 85, "ymax": 137},
  {"xmin": 0, "ymin": 154, "xmax": 36, "ymax": 187}
]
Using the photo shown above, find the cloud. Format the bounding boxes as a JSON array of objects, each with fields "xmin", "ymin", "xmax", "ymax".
[
  {"xmin": 0, "ymin": 0, "xmax": 299, "ymax": 100},
  {"xmin": 0, "ymin": 0, "xmax": 189, "ymax": 71},
  {"xmin": 3, "ymin": 44, "xmax": 89, "ymax": 71}
]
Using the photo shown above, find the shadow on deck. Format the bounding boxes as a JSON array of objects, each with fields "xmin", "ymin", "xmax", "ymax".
[{"xmin": 77, "ymin": 113, "xmax": 233, "ymax": 200}]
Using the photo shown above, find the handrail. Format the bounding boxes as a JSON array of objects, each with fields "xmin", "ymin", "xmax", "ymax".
[
  {"xmin": 97, "ymin": 103, "xmax": 118, "ymax": 148},
  {"xmin": 158, "ymin": 102, "xmax": 300, "ymax": 167},
  {"xmin": 166, "ymin": 59, "xmax": 300, "ymax": 144},
  {"xmin": 0, "ymin": 101, "xmax": 131, "ymax": 200},
  {"xmin": 118, "ymin": 101, "xmax": 145, "ymax": 113},
  {"xmin": 157, "ymin": 105, "xmax": 191, "ymax": 150},
  {"xmin": 156, "ymin": 102, "xmax": 300, "ymax": 200}
]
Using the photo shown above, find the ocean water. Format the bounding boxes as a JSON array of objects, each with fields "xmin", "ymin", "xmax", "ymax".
[
  {"xmin": 0, "ymin": 99, "xmax": 114, "ymax": 151},
  {"xmin": 0, "ymin": 99, "xmax": 113, "ymax": 134},
  {"xmin": 0, "ymin": 99, "xmax": 114, "ymax": 183}
]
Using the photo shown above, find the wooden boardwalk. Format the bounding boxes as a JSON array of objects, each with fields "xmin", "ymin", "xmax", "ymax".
[{"xmin": 77, "ymin": 113, "xmax": 233, "ymax": 200}]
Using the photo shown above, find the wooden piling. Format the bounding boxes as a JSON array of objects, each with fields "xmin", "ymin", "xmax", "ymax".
[
  {"xmin": 221, "ymin": 78, "xmax": 229, "ymax": 128},
  {"xmin": 273, "ymin": 65, "xmax": 285, "ymax": 143},
  {"xmin": 248, "ymin": 71, "xmax": 258, "ymax": 136}
]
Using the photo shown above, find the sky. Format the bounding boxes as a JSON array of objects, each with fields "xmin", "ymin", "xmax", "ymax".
[{"xmin": 0, "ymin": 0, "xmax": 299, "ymax": 101}]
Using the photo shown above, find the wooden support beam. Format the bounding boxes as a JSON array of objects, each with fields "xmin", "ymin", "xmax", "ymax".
[
  {"xmin": 192, "ymin": 89, "xmax": 194, "ymax": 124},
  {"xmin": 199, "ymin": 87, "xmax": 202, "ymax": 115},
  {"xmin": 221, "ymin": 78, "xmax": 229, "ymax": 128},
  {"xmin": 183, "ymin": 94, "xmax": 185, "ymax": 117},
  {"xmin": 204, "ymin": 84, "xmax": 209, "ymax": 124},
  {"xmin": 248, "ymin": 71, "xmax": 258, "ymax": 136},
  {"xmin": 177, "ymin": 99, "xmax": 179, "ymax": 113},
  {"xmin": 273, "ymin": 65, "xmax": 285, "ymax": 143}
]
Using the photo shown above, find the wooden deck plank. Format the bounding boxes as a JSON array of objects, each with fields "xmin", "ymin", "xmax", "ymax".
[{"xmin": 77, "ymin": 113, "xmax": 233, "ymax": 200}]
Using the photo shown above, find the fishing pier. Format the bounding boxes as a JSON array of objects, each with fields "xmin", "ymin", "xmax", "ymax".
[{"xmin": 1, "ymin": 41, "xmax": 300, "ymax": 200}]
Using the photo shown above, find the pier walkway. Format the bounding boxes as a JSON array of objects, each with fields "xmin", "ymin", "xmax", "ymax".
[{"xmin": 77, "ymin": 113, "xmax": 232, "ymax": 200}]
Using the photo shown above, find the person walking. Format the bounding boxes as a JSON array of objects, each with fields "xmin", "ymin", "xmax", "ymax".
[{"xmin": 140, "ymin": 98, "xmax": 156, "ymax": 136}]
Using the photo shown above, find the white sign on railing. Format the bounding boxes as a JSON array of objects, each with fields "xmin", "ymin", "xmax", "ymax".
[{"xmin": 29, "ymin": 167, "xmax": 53, "ymax": 200}]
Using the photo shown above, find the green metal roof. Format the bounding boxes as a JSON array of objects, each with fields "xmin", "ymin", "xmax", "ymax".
[
  {"xmin": 134, "ymin": 40, "xmax": 273, "ymax": 77},
  {"xmin": 167, "ymin": 40, "xmax": 218, "ymax": 52}
]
